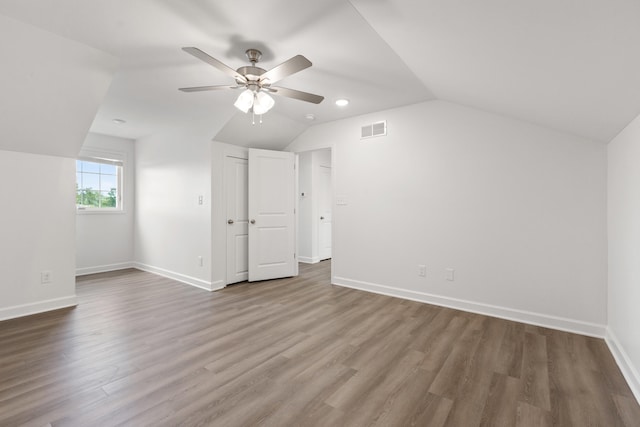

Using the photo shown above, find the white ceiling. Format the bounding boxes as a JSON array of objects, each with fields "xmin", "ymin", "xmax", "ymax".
[{"xmin": 1, "ymin": 0, "xmax": 639, "ymax": 148}]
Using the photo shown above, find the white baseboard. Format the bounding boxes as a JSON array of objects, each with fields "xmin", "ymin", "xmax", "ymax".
[
  {"xmin": 332, "ymin": 276, "xmax": 606, "ymax": 338},
  {"xmin": 298, "ymin": 256, "xmax": 320, "ymax": 264},
  {"xmin": 76, "ymin": 262, "xmax": 135, "ymax": 276},
  {"xmin": 133, "ymin": 262, "xmax": 214, "ymax": 291},
  {"xmin": 0, "ymin": 295, "xmax": 78, "ymax": 322},
  {"xmin": 606, "ymin": 329, "xmax": 640, "ymax": 404},
  {"xmin": 210, "ymin": 280, "xmax": 225, "ymax": 291}
]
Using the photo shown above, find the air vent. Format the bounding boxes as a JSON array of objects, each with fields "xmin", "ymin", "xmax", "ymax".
[{"xmin": 361, "ymin": 121, "xmax": 387, "ymax": 139}]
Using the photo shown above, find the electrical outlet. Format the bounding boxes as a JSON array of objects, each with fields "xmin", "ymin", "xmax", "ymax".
[
  {"xmin": 198, "ymin": 256, "xmax": 203, "ymax": 267},
  {"xmin": 41, "ymin": 270, "xmax": 52, "ymax": 284},
  {"xmin": 198, "ymin": 195, "xmax": 204, "ymax": 205},
  {"xmin": 446, "ymin": 268, "xmax": 455, "ymax": 281},
  {"xmin": 418, "ymin": 265, "xmax": 427, "ymax": 277}
]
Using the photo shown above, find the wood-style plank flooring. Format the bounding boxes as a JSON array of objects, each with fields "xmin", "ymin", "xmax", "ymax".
[{"xmin": 1, "ymin": 261, "xmax": 638, "ymax": 426}]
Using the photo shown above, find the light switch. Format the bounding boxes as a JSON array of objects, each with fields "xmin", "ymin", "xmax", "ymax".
[{"xmin": 446, "ymin": 268, "xmax": 455, "ymax": 281}]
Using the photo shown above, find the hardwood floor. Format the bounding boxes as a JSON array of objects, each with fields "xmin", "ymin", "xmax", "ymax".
[{"xmin": 1, "ymin": 261, "xmax": 638, "ymax": 426}]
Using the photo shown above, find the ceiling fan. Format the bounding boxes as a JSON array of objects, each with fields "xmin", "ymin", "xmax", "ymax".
[{"xmin": 179, "ymin": 47, "xmax": 324, "ymax": 117}]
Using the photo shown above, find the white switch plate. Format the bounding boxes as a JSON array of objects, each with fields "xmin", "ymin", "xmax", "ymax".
[
  {"xmin": 418, "ymin": 265, "xmax": 426, "ymax": 277},
  {"xmin": 41, "ymin": 270, "xmax": 52, "ymax": 284},
  {"xmin": 446, "ymin": 268, "xmax": 455, "ymax": 281}
]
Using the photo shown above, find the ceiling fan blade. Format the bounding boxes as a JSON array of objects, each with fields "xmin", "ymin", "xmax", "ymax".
[
  {"xmin": 269, "ymin": 86, "xmax": 324, "ymax": 104},
  {"xmin": 179, "ymin": 85, "xmax": 239, "ymax": 92},
  {"xmin": 260, "ymin": 55, "xmax": 312, "ymax": 84},
  {"xmin": 182, "ymin": 47, "xmax": 246, "ymax": 83}
]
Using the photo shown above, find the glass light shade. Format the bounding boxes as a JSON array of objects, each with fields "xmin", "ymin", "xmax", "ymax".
[
  {"xmin": 252, "ymin": 92, "xmax": 275, "ymax": 115},
  {"xmin": 234, "ymin": 89, "xmax": 254, "ymax": 113}
]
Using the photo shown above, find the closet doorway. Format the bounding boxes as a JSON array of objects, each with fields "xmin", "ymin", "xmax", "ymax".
[
  {"xmin": 224, "ymin": 149, "xmax": 297, "ymax": 285},
  {"xmin": 298, "ymin": 148, "xmax": 332, "ymax": 264}
]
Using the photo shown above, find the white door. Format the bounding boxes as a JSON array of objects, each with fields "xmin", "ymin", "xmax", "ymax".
[
  {"xmin": 318, "ymin": 165, "xmax": 332, "ymax": 260},
  {"xmin": 248, "ymin": 148, "xmax": 297, "ymax": 282},
  {"xmin": 225, "ymin": 156, "xmax": 249, "ymax": 285}
]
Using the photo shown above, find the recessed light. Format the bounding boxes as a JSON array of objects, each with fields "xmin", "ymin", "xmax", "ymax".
[
  {"xmin": 305, "ymin": 113, "xmax": 315, "ymax": 121},
  {"xmin": 335, "ymin": 99, "xmax": 349, "ymax": 107},
  {"xmin": 112, "ymin": 118, "xmax": 126, "ymax": 124}
]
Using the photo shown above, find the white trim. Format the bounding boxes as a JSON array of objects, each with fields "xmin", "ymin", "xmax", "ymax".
[
  {"xmin": 76, "ymin": 208, "xmax": 127, "ymax": 215},
  {"xmin": 223, "ymin": 147, "xmax": 249, "ymax": 161},
  {"xmin": 76, "ymin": 148, "xmax": 126, "ymax": 212},
  {"xmin": 210, "ymin": 280, "xmax": 225, "ymax": 291},
  {"xmin": 76, "ymin": 262, "xmax": 135, "ymax": 276},
  {"xmin": 133, "ymin": 262, "xmax": 215, "ymax": 291},
  {"xmin": 606, "ymin": 328, "xmax": 640, "ymax": 404},
  {"xmin": 0, "ymin": 295, "xmax": 78, "ymax": 322},
  {"xmin": 332, "ymin": 276, "xmax": 607, "ymax": 338},
  {"xmin": 78, "ymin": 147, "xmax": 126, "ymax": 162},
  {"xmin": 298, "ymin": 256, "xmax": 321, "ymax": 264}
]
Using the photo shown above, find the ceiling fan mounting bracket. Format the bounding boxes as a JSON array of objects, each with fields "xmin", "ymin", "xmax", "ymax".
[{"xmin": 245, "ymin": 48, "xmax": 262, "ymax": 64}]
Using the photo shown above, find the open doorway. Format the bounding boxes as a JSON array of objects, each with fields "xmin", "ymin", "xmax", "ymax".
[{"xmin": 297, "ymin": 148, "xmax": 332, "ymax": 264}]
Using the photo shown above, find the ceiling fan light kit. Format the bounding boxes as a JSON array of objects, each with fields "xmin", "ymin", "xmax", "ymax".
[
  {"xmin": 252, "ymin": 91, "xmax": 275, "ymax": 115},
  {"xmin": 233, "ymin": 89, "xmax": 255, "ymax": 113},
  {"xmin": 179, "ymin": 47, "xmax": 324, "ymax": 122}
]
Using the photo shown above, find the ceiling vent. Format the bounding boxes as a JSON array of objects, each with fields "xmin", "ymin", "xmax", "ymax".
[{"xmin": 361, "ymin": 121, "xmax": 387, "ymax": 139}]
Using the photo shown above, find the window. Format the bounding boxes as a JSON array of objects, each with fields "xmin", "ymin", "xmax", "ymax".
[{"xmin": 76, "ymin": 158, "xmax": 123, "ymax": 210}]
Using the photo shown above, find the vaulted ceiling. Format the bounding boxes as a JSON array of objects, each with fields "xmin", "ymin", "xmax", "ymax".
[{"xmin": 1, "ymin": 0, "xmax": 639, "ymax": 151}]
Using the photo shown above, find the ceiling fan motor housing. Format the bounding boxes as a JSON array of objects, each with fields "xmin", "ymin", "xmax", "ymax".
[
  {"xmin": 236, "ymin": 65, "xmax": 269, "ymax": 90},
  {"xmin": 236, "ymin": 49, "xmax": 270, "ymax": 89}
]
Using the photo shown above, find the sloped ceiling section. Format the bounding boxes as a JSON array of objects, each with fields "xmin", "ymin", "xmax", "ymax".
[
  {"xmin": 0, "ymin": 14, "xmax": 118, "ymax": 158},
  {"xmin": 215, "ymin": 111, "xmax": 308, "ymax": 150},
  {"xmin": 1, "ymin": 1, "xmax": 639, "ymax": 147},
  {"xmin": 0, "ymin": 0, "xmax": 434, "ymax": 148},
  {"xmin": 349, "ymin": 0, "xmax": 640, "ymax": 143}
]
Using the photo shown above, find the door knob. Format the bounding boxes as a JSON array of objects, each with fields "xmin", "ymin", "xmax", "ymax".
[
  {"xmin": 227, "ymin": 219, "xmax": 234, "ymax": 224},
  {"xmin": 250, "ymin": 219, "xmax": 256, "ymax": 224},
  {"xmin": 320, "ymin": 216, "xmax": 324, "ymax": 220}
]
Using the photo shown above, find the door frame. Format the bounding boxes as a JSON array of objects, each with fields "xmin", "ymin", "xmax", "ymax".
[
  {"xmin": 317, "ymin": 163, "xmax": 332, "ymax": 261},
  {"xmin": 213, "ymin": 144, "xmax": 333, "ymax": 288},
  {"xmin": 297, "ymin": 147, "xmax": 335, "ymax": 264}
]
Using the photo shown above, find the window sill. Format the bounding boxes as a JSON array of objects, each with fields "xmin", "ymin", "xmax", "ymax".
[{"xmin": 76, "ymin": 209, "xmax": 127, "ymax": 215}]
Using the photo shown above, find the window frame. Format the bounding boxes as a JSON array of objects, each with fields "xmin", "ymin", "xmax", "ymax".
[{"xmin": 76, "ymin": 151, "xmax": 125, "ymax": 214}]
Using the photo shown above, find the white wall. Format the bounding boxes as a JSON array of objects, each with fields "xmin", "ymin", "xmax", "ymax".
[
  {"xmin": 0, "ymin": 150, "xmax": 77, "ymax": 320},
  {"xmin": 0, "ymin": 15, "xmax": 116, "ymax": 320},
  {"xmin": 288, "ymin": 100, "xmax": 607, "ymax": 336},
  {"xmin": 134, "ymin": 130, "xmax": 212, "ymax": 290},
  {"xmin": 607, "ymin": 113, "xmax": 640, "ymax": 401},
  {"xmin": 76, "ymin": 133, "xmax": 135, "ymax": 275}
]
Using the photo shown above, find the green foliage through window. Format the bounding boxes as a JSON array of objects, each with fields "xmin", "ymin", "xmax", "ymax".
[{"xmin": 76, "ymin": 159, "xmax": 121, "ymax": 209}]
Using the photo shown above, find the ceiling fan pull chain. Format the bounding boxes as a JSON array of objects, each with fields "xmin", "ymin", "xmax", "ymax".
[
  {"xmin": 252, "ymin": 110, "xmax": 255, "ymax": 125},
  {"xmin": 260, "ymin": 115, "xmax": 263, "ymax": 124}
]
